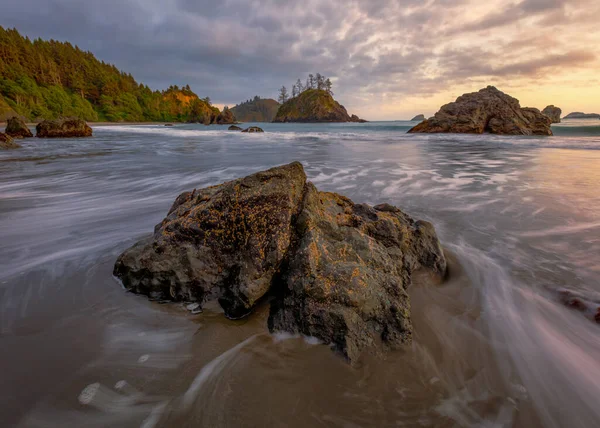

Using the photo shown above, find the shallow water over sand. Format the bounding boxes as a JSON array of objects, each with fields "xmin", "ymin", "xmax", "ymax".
[{"xmin": 1, "ymin": 121, "xmax": 600, "ymax": 427}]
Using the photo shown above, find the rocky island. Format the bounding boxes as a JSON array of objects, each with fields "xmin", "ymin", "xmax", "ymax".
[
  {"xmin": 273, "ymin": 89, "xmax": 366, "ymax": 123},
  {"xmin": 408, "ymin": 86, "xmax": 553, "ymax": 135},
  {"xmin": 114, "ymin": 162, "xmax": 446, "ymax": 363},
  {"xmin": 411, "ymin": 114, "xmax": 425, "ymax": 121},
  {"xmin": 563, "ymin": 112, "xmax": 600, "ymax": 119}
]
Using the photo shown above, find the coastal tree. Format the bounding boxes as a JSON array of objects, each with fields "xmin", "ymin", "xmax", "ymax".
[
  {"xmin": 278, "ymin": 86, "xmax": 289, "ymax": 104},
  {"xmin": 315, "ymin": 73, "xmax": 324, "ymax": 90},
  {"xmin": 281, "ymin": 73, "xmax": 334, "ymax": 101},
  {"xmin": 325, "ymin": 78, "xmax": 333, "ymax": 95}
]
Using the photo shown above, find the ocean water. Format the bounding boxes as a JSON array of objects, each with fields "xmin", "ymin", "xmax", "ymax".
[{"xmin": 1, "ymin": 120, "xmax": 600, "ymax": 427}]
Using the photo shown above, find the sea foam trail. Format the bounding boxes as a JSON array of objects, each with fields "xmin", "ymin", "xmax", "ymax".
[
  {"xmin": 182, "ymin": 335, "xmax": 258, "ymax": 409},
  {"xmin": 451, "ymin": 242, "xmax": 600, "ymax": 428}
]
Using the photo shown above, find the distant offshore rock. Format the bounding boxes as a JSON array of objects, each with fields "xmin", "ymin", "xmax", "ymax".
[
  {"xmin": 0, "ymin": 132, "xmax": 21, "ymax": 149},
  {"xmin": 36, "ymin": 118, "xmax": 92, "ymax": 138},
  {"xmin": 408, "ymin": 86, "xmax": 552, "ymax": 136},
  {"xmin": 241, "ymin": 126, "xmax": 264, "ymax": 133},
  {"xmin": 114, "ymin": 162, "xmax": 446, "ymax": 363},
  {"xmin": 5, "ymin": 116, "xmax": 33, "ymax": 138},
  {"xmin": 542, "ymin": 106, "xmax": 561, "ymax": 123},
  {"xmin": 216, "ymin": 108, "xmax": 237, "ymax": 125},
  {"xmin": 273, "ymin": 89, "xmax": 366, "ymax": 123},
  {"xmin": 563, "ymin": 112, "xmax": 600, "ymax": 119},
  {"xmin": 350, "ymin": 114, "xmax": 368, "ymax": 123},
  {"xmin": 228, "ymin": 125, "xmax": 243, "ymax": 131},
  {"xmin": 411, "ymin": 114, "xmax": 425, "ymax": 121}
]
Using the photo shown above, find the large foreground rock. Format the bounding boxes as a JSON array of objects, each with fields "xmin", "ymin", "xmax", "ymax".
[
  {"xmin": 542, "ymin": 105, "xmax": 561, "ymax": 123},
  {"xmin": 5, "ymin": 116, "xmax": 33, "ymax": 138},
  {"xmin": 0, "ymin": 132, "xmax": 21, "ymax": 149},
  {"xmin": 36, "ymin": 118, "xmax": 92, "ymax": 138},
  {"xmin": 115, "ymin": 162, "xmax": 307, "ymax": 319},
  {"xmin": 268, "ymin": 187, "xmax": 447, "ymax": 362},
  {"xmin": 409, "ymin": 86, "xmax": 552, "ymax": 136},
  {"xmin": 114, "ymin": 162, "xmax": 447, "ymax": 362}
]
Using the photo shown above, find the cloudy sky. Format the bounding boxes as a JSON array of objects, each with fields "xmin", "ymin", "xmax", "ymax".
[{"xmin": 2, "ymin": 0, "xmax": 599, "ymax": 120}]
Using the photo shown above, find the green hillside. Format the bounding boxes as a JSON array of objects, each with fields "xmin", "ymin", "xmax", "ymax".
[
  {"xmin": 230, "ymin": 96, "xmax": 280, "ymax": 122},
  {"xmin": 0, "ymin": 26, "xmax": 218, "ymax": 122}
]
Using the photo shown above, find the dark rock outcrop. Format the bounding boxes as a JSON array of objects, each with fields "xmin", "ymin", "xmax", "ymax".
[
  {"xmin": 541, "ymin": 106, "xmax": 561, "ymax": 123},
  {"xmin": 408, "ymin": 86, "xmax": 553, "ymax": 136},
  {"xmin": 411, "ymin": 114, "xmax": 425, "ymax": 121},
  {"xmin": 216, "ymin": 108, "xmax": 237, "ymax": 125},
  {"xmin": 268, "ymin": 188, "xmax": 447, "ymax": 362},
  {"xmin": 115, "ymin": 162, "xmax": 307, "ymax": 319},
  {"xmin": 0, "ymin": 132, "xmax": 21, "ymax": 149},
  {"xmin": 36, "ymin": 118, "xmax": 92, "ymax": 138},
  {"xmin": 563, "ymin": 112, "xmax": 600, "ymax": 119},
  {"xmin": 350, "ymin": 114, "xmax": 368, "ymax": 123},
  {"xmin": 164, "ymin": 123, "xmax": 174, "ymax": 127},
  {"xmin": 5, "ymin": 116, "xmax": 33, "ymax": 138},
  {"xmin": 273, "ymin": 89, "xmax": 364, "ymax": 123},
  {"xmin": 558, "ymin": 289, "xmax": 600, "ymax": 324},
  {"xmin": 228, "ymin": 125, "xmax": 243, "ymax": 131},
  {"xmin": 114, "ymin": 162, "xmax": 446, "ymax": 363},
  {"xmin": 242, "ymin": 126, "xmax": 264, "ymax": 133}
]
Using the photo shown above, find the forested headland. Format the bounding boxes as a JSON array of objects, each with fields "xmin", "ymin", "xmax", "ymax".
[
  {"xmin": 230, "ymin": 96, "xmax": 280, "ymax": 122},
  {"xmin": 0, "ymin": 26, "xmax": 219, "ymax": 122}
]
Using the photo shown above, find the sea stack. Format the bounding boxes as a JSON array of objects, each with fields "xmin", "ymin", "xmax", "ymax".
[
  {"xmin": 408, "ymin": 86, "xmax": 552, "ymax": 136},
  {"xmin": 216, "ymin": 108, "xmax": 237, "ymax": 125},
  {"xmin": 5, "ymin": 116, "xmax": 33, "ymax": 138},
  {"xmin": 542, "ymin": 106, "xmax": 562, "ymax": 123},
  {"xmin": 114, "ymin": 162, "xmax": 446, "ymax": 363},
  {"xmin": 273, "ymin": 89, "xmax": 366, "ymax": 123}
]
